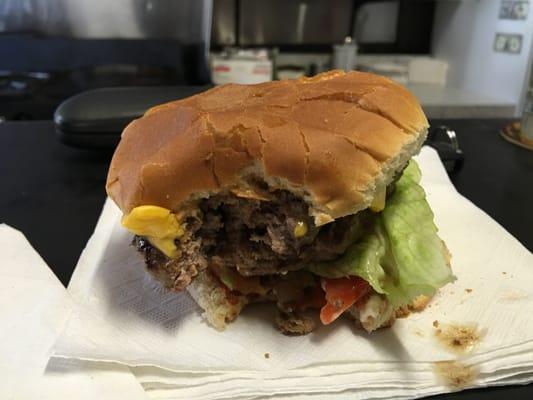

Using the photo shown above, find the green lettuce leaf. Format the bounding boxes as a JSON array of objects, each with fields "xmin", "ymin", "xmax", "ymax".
[{"xmin": 307, "ymin": 160, "xmax": 455, "ymax": 307}]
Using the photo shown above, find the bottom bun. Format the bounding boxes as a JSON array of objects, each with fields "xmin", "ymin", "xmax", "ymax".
[
  {"xmin": 186, "ymin": 270, "xmax": 436, "ymax": 335},
  {"xmin": 187, "ymin": 242, "xmax": 451, "ymax": 334},
  {"xmin": 187, "ymin": 270, "xmax": 249, "ymax": 330}
]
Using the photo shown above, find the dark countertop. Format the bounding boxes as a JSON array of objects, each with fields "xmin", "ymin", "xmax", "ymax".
[
  {"xmin": 0, "ymin": 119, "xmax": 532, "ymax": 399},
  {"xmin": 1, "ymin": 121, "xmax": 112, "ymax": 284}
]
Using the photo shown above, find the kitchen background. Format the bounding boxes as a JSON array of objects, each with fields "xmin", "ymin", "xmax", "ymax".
[{"xmin": 0, "ymin": 0, "xmax": 532, "ymax": 121}]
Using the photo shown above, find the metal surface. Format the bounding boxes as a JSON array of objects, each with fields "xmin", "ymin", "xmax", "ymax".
[
  {"xmin": 354, "ymin": 1, "xmax": 398, "ymax": 43},
  {"xmin": 0, "ymin": 0, "xmax": 212, "ymax": 44},
  {"xmin": 429, "ymin": 125, "xmax": 460, "ymax": 152},
  {"xmin": 210, "ymin": 0, "xmax": 431, "ymax": 54},
  {"xmin": 211, "ymin": 0, "xmax": 236, "ymax": 46},
  {"xmin": 239, "ymin": 0, "xmax": 352, "ymax": 45},
  {"xmin": 427, "ymin": 125, "xmax": 464, "ymax": 172}
]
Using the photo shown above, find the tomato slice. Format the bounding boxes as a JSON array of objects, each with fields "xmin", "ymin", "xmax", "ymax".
[
  {"xmin": 320, "ymin": 276, "xmax": 371, "ymax": 325},
  {"xmin": 292, "ymin": 284, "xmax": 326, "ymax": 312}
]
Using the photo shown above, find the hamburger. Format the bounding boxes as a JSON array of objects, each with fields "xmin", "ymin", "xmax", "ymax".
[{"xmin": 106, "ymin": 70, "xmax": 455, "ymax": 335}]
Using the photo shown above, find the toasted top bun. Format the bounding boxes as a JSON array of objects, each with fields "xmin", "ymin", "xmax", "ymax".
[{"xmin": 106, "ymin": 70, "xmax": 428, "ymax": 224}]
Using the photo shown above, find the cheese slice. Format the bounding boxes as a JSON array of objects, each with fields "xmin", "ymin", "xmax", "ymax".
[
  {"xmin": 122, "ymin": 205, "xmax": 184, "ymax": 258},
  {"xmin": 146, "ymin": 236, "xmax": 181, "ymax": 259}
]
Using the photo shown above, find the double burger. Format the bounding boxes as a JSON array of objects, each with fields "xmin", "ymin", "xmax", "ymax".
[{"xmin": 106, "ymin": 70, "xmax": 455, "ymax": 335}]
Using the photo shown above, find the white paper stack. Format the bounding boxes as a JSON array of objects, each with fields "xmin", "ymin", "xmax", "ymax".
[
  {"xmin": 52, "ymin": 147, "xmax": 533, "ymax": 399},
  {"xmin": 0, "ymin": 225, "xmax": 147, "ymax": 399}
]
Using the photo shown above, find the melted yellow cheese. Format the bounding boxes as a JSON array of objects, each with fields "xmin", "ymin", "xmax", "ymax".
[
  {"xmin": 370, "ymin": 187, "xmax": 386, "ymax": 212},
  {"xmin": 122, "ymin": 205, "xmax": 184, "ymax": 258},
  {"xmin": 293, "ymin": 221, "xmax": 308, "ymax": 238},
  {"xmin": 146, "ymin": 237, "xmax": 181, "ymax": 259}
]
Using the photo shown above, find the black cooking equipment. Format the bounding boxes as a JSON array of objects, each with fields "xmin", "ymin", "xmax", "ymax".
[
  {"xmin": 426, "ymin": 125, "xmax": 464, "ymax": 173},
  {"xmin": 54, "ymin": 85, "xmax": 211, "ymax": 148}
]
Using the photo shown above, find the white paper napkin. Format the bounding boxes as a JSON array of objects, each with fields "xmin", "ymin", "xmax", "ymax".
[
  {"xmin": 0, "ymin": 224, "xmax": 148, "ymax": 399},
  {"xmin": 52, "ymin": 147, "xmax": 533, "ymax": 398}
]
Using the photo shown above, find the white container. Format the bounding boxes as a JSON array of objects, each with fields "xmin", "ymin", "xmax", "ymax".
[
  {"xmin": 408, "ymin": 58, "xmax": 449, "ymax": 86},
  {"xmin": 211, "ymin": 58, "xmax": 272, "ymax": 85},
  {"xmin": 332, "ymin": 37, "xmax": 358, "ymax": 71}
]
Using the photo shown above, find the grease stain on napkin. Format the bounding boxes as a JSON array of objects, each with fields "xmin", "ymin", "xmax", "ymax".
[
  {"xmin": 434, "ymin": 323, "xmax": 484, "ymax": 355},
  {"xmin": 433, "ymin": 360, "xmax": 479, "ymax": 388}
]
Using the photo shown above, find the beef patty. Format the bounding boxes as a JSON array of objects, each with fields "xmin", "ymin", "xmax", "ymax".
[
  {"xmin": 197, "ymin": 191, "xmax": 372, "ymax": 276},
  {"xmin": 134, "ymin": 187, "xmax": 385, "ymax": 290},
  {"xmin": 134, "ymin": 167, "xmax": 404, "ymax": 290}
]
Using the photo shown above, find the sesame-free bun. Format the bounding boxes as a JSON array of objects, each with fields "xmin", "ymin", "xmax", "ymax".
[{"xmin": 106, "ymin": 70, "xmax": 428, "ymax": 224}]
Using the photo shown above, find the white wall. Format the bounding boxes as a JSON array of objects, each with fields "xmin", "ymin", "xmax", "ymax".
[{"xmin": 432, "ymin": 0, "xmax": 533, "ymax": 115}]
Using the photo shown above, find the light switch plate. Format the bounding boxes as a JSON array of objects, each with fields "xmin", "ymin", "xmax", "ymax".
[
  {"xmin": 494, "ymin": 33, "xmax": 523, "ymax": 54},
  {"xmin": 499, "ymin": 0, "xmax": 529, "ymax": 20}
]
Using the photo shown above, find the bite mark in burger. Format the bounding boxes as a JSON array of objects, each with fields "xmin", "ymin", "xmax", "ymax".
[{"xmin": 106, "ymin": 70, "xmax": 455, "ymax": 335}]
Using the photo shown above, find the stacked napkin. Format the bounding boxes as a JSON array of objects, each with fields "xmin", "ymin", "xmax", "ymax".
[
  {"xmin": 0, "ymin": 225, "xmax": 147, "ymax": 399},
  {"xmin": 52, "ymin": 147, "xmax": 533, "ymax": 399}
]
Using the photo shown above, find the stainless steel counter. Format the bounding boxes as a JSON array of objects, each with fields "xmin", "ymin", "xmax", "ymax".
[{"xmin": 408, "ymin": 83, "xmax": 516, "ymax": 119}]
